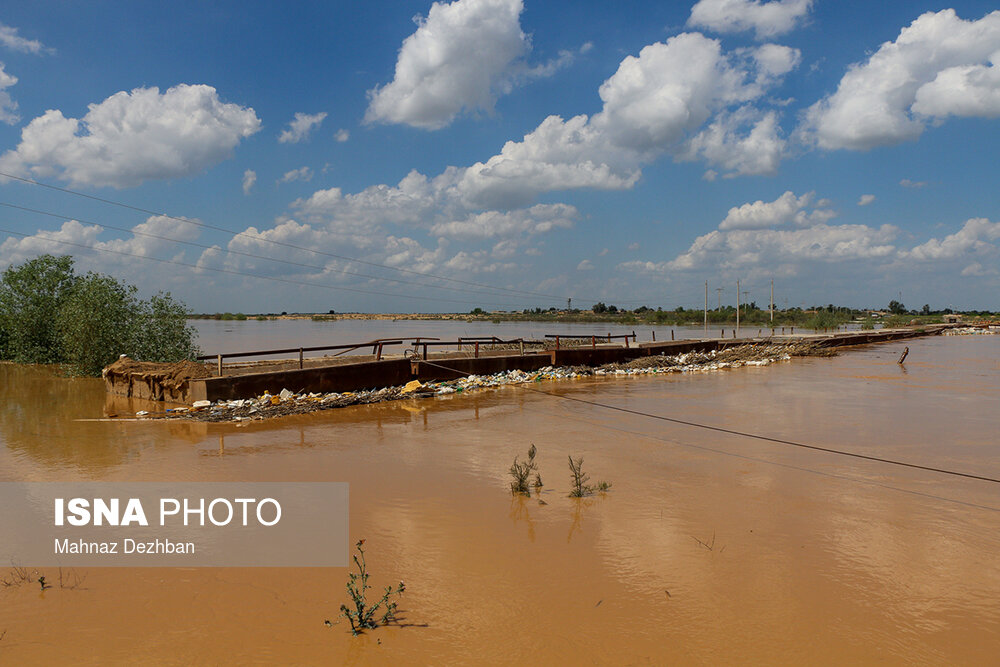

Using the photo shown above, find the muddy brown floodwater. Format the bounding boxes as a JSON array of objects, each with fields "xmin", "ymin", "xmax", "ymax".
[{"xmin": 1, "ymin": 335, "xmax": 999, "ymax": 665}]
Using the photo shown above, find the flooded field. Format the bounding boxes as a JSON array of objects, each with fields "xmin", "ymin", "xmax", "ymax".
[{"xmin": 2, "ymin": 331, "xmax": 999, "ymax": 664}]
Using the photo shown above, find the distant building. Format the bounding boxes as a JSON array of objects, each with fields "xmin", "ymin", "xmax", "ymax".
[{"xmin": 944, "ymin": 314, "xmax": 962, "ymax": 323}]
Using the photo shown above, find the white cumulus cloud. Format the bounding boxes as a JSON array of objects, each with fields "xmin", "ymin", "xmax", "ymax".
[
  {"xmin": 291, "ymin": 170, "xmax": 438, "ymax": 234},
  {"xmin": 334, "ymin": 128, "xmax": 350, "ymax": 142},
  {"xmin": 680, "ymin": 107, "xmax": 786, "ymax": 177},
  {"xmin": 0, "ymin": 84, "xmax": 261, "ymax": 188},
  {"xmin": 802, "ymin": 9, "xmax": 1000, "ymax": 151},
  {"xmin": 278, "ymin": 112, "xmax": 327, "ymax": 143},
  {"xmin": 430, "ymin": 203, "xmax": 576, "ymax": 240},
  {"xmin": 0, "ymin": 216, "xmax": 202, "ymax": 281},
  {"xmin": 242, "ymin": 169, "xmax": 256, "ymax": 195},
  {"xmin": 454, "ymin": 32, "xmax": 798, "ymax": 207},
  {"xmin": 0, "ymin": 63, "xmax": 18, "ymax": 124},
  {"xmin": 660, "ymin": 223, "xmax": 898, "ymax": 273},
  {"xmin": 0, "ymin": 22, "xmax": 50, "ymax": 55},
  {"xmin": 278, "ymin": 166, "xmax": 314, "ymax": 184},
  {"xmin": 912, "ymin": 55, "xmax": 1000, "ymax": 118},
  {"xmin": 904, "ymin": 218, "xmax": 1000, "ymax": 261},
  {"xmin": 719, "ymin": 190, "xmax": 834, "ymax": 230},
  {"xmin": 688, "ymin": 0, "xmax": 813, "ymax": 39},
  {"xmin": 366, "ymin": 0, "xmax": 551, "ymax": 129},
  {"xmin": 858, "ymin": 194, "xmax": 875, "ymax": 206}
]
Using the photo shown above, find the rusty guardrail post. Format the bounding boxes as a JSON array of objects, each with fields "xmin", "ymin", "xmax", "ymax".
[
  {"xmin": 474, "ymin": 341, "xmax": 480, "ymax": 358},
  {"xmin": 519, "ymin": 339, "xmax": 524, "ymax": 356},
  {"xmin": 299, "ymin": 348, "xmax": 304, "ymax": 369},
  {"xmin": 555, "ymin": 335, "xmax": 560, "ymax": 350},
  {"xmin": 217, "ymin": 354, "xmax": 223, "ymax": 377},
  {"xmin": 376, "ymin": 343, "xmax": 383, "ymax": 361}
]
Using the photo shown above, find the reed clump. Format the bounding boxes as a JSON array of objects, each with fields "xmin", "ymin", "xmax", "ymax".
[
  {"xmin": 568, "ymin": 456, "xmax": 611, "ymax": 497},
  {"xmin": 339, "ymin": 539, "xmax": 405, "ymax": 635},
  {"xmin": 510, "ymin": 444, "xmax": 541, "ymax": 495}
]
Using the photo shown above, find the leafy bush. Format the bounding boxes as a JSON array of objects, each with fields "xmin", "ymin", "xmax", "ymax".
[
  {"xmin": 0, "ymin": 254, "xmax": 199, "ymax": 375},
  {"xmin": 804, "ymin": 310, "xmax": 846, "ymax": 330}
]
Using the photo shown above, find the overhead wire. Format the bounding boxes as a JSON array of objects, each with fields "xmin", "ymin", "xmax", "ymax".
[
  {"xmin": 0, "ymin": 171, "xmax": 774, "ymax": 311},
  {"xmin": 414, "ymin": 357, "xmax": 1000, "ymax": 486},
  {"xmin": 0, "ymin": 226, "xmax": 549, "ymax": 308},
  {"xmin": 0, "ymin": 170, "xmax": 581, "ymax": 303},
  {"xmin": 514, "ymin": 402, "xmax": 1000, "ymax": 513},
  {"xmin": 0, "ymin": 200, "xmax": 562, "ymax": 305}
]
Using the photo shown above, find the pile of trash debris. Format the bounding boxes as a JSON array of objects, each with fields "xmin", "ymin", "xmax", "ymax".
[
  {"xmin": 943, "ymin": 326, "xmax": 999, "ymax": 335},
  {"xmin": 145, "ymin": 342, "xmax": 830, "ymax": 423}
]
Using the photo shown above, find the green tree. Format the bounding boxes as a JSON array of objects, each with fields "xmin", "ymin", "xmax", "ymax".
[
  {"xmin": 57, "ymin": 272, "xmax": 142, "ymax": 376},
  {"xmin": 888, "ymin": 300, "xmax": 906, "ymax": 315},
  {"xmin": 136, "ymin": 292, "xmax": 198, "ymax": 363},
  {"xmin": 0, "ymin": 254, "xmax": 77, "ymax": 363},
  {"xmin": 1, "ymin": 254, "xmax": 199, "ymax": 375}
]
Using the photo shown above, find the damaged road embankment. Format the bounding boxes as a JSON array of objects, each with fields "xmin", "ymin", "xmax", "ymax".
[{"xmin": 134, "ymin": 341, "xmax": 836, "ymax": 423}]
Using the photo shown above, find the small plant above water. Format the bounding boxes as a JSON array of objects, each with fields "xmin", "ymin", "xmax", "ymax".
[
  {"xmin": 509, "ymin": 444, "xmax": 541, "ymax": 496},
  {"xmin": 338, "ymin": 539, "xmax": 405, "ymax": 635},
  {"xmin": 568, "ymin": 456, "xmax": 612, "ymax": 497}
]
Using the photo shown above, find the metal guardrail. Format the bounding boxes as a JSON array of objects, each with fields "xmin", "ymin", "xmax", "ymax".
[
  {"xmin": 543, "ymin": 332, "xmax": 637, "ymax": 349},
  {"xmin": 198, "ymin": 336, "xmax": 536, "ymax": 376},
  {"xmin": 197, "ymin": 337, "xmax": 441, "ymax": 376},
  {"xmin": 199, "ymin": 330, "xmax": 657, "ymax": 376},
  {"xmin": 409, "ymin": 338, "xmax": 527, "ymax": 360}
]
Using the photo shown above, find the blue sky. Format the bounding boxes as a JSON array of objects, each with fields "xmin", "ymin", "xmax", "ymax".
[{"xmin": 0, "ymin": 0, "xmax": 998, "ymax": 313}]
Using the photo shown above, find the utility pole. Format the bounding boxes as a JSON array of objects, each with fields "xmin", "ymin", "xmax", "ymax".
[
  {"xmin": 770, "ymin": 279, "xmax": 774, "ymax": 323},
  {"xmin": 736, "ymin": 279, "xmax": 740, "ymax": 334},
  {"xmin": 716, "ymin": 287, "xmax": 724, "ymax": 311},
  {"xmin": 704, "ymin": 281, "xmax": 708, "ymax": 334}
]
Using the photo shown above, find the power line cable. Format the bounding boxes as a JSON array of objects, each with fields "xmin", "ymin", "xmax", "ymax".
[
  {"xmin": 0, "ymin": 201, "xmax": 559, "ymax": 304},
  {"xmin": 0, "ymin": 226, "xmax": 544, "ymax": 309},
  {"xmin": 415, "ymin": 358, "xmax": 1000, "ymax": 485},
  {"xmin": 516, "ymin": 402, "xmax": 1000, "ymax": 513},
  {"xmin": 0, "ymin": 170, "xmax": 574, "ymax": 302}
]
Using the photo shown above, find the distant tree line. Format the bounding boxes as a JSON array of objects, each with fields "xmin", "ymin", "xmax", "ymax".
[
  {"xmin": 464, "ymin": 299, "xmax": 997, "ymax": 326},
  {"xmin": 0, "ymin": 254, "xmax": 199, "ymax": 376}
]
